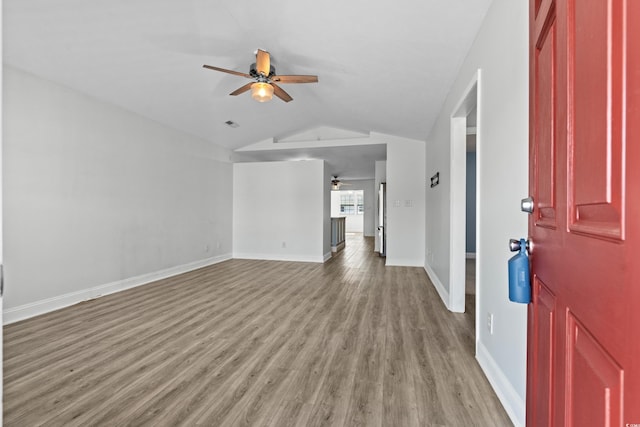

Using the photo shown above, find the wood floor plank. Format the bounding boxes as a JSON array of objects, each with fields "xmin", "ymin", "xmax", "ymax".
[
  {"xmin": 3, "ymin": 234, "xmax": 512, "ymax": 426},
  {"xmin": 265, "ymin": 399, "xmax": 314, "ymax": 427},
  {"xmin": 64, "ymin": 269, "xmax": 319, "ymax": 426}
]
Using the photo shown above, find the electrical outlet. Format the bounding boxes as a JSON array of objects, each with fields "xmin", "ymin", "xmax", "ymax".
[
  {"xmin": 487, "ymin": 313, "xmax": 494, "ymax": 335},
  {"xmin": 282, "ymin": 241, "xmax": 286, "ymax": 248},
  {"xmin": 216, "ymin": 241, "xmax": 221, "ymax": 249},
  {"xmin": 204, "ymin": 244, "xmax": 210, "ymax": 252}
]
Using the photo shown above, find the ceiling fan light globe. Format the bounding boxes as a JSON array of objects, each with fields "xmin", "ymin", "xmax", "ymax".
[{"xmin": 251, "ymin": 82, "xmax": 274, "ymax": 102}]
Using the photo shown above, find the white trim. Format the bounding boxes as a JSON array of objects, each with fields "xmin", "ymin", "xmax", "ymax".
[
  {"xmin": 476, "ymin": 342, "xmax": 526, "ymax": 427},
  {"xmin": 323, "ymin": 251, "xmax": 333, "ymax": 262},
  {"xmin": 450, "ymin": 116, "xmax": 467, "ymax": 314},
  {"xmin": 424, "ymin": 263, "xmax": 450, "ymax": 310},
  {"xmin": 465, "ymin": 252, "xmax": 476, "ymax": 259},
  {"xmin": 3, "ymin": 254, "xmax": 232, "ymax": 325},
  {"xmin": 232, "ymin": 253, "xmax": 326, "ymax": 263},
  {"xmin": 236, "ymin": 133, "xmax": 385, "ymax": 152},
  {"xmin": 331, "ymin": 241, "xmax": 346, "ymax": 253},
  {"xmin": 474, "ymin": 72, "xmax": 483, "ymax": 358},
  {"xmin": 449, "ymin": 70, "xmax": 481, "ymax": 315},
  {"xmin": 385, "ymin": 258, "xmax": 424, "ymax": 267}
]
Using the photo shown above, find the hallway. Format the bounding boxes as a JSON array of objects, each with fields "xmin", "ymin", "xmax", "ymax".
[{"xmin": 4, "ymin": 234, "xmax": 510, "ymax": 426}]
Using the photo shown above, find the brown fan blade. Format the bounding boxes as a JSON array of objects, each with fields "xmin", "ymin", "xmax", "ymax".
[
  {"xmin": 271, "ymin": 83, "xmax": 293, "ymax": 102},
  {"xmin": 203, "ymin": 64, "xmax": 252, "ymax": 79},
  {"xmin": 229, "ymin": 82, "xmax": 254, "ymax": 96},
  {"xmin": 256, "ymin": 49, "xmax": 271, "ymax": 76},
  {"xmin": 271, "ymin": 75, "xmax": 318, "ymax": 84}
]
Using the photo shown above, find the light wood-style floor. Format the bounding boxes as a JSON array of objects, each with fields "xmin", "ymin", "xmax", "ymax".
[
  {"xmin": 4, "ymin": 235, "xmax": 511, "ymax": 426},
  {"xmin": 466, "ymin": 258, "xmax": 476, "ymax": 296}
]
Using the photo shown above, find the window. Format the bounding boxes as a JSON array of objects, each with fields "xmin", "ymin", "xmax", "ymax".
[
  {"xmin": 339, "ymin": 191, "xmax": 364, "ymax": 215},
  {"xmin": 340, "ymin": 193, "xmax": 355, "ymax": 215}
]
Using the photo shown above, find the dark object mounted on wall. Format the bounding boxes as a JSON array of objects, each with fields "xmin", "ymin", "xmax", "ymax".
[{"xmin": 430, "ymin": 172, "xmax": 440, "ymax": 188}]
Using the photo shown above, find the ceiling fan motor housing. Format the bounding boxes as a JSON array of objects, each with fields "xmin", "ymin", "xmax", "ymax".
[{"xmin": 250, "ymin": 63, "xmax": 276, "ymax": 78}]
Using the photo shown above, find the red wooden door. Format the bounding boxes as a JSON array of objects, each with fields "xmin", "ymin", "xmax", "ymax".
[{"xmin": 527, "ymin": 0, "xmax": 640, "ymax": 425}]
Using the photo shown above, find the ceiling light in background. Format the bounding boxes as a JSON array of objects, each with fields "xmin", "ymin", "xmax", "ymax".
[
  {"xmin": 251, "ymin": 82, "xmax": 274, "ymax": 102},
  {"xmin": 331, "ymin": 176, "xmax": 351, "ymax": 190}
]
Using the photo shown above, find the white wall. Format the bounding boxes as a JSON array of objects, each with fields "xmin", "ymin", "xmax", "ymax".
[
  {"xmin": 323, "ymin": 165, "xmax": 331, "ymax": 257},
  {"xmin": 424, "ymin": 0, "xmax": 529, "ymax": 425},
  {"xmin": 345, "ymin": 214, "xmax": 363, "ymax": 233},
  {"xmin": 385, "ymin": 137, "xmax": 426, "ymax": 267},
  {"xmin": 1, "ymin": 12, "xmax": 4, "ymax": 419},
  {"xmin": 3, "ymin": 66, "xmax": 234, "ymax": 323},
  {"xmin": 330, "ymin": 191, "xmax": 342, "ymax": 217},
  {"xmin": 233, "ymin": 160, "xmax": 329, "ymax": 263}
]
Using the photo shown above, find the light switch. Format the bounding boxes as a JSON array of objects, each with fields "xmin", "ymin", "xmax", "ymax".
[
  {"xmin": 405, "ymin": 200, "xmax": 413, "ymax": 207},
  {"xmin": 394, "ymin": 200, "xmax": 401, "ymax": 207}
]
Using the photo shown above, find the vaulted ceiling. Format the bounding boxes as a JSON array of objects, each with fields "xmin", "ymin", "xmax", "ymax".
[{"xmin": 4, "ymin": 0, "xmax": 492, "ymax": 179}]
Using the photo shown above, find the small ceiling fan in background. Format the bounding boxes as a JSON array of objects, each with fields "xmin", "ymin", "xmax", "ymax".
[
  {"xmin": 203, "ymin": 49, "xmax": 318, "ymax": 103},
  {"xmin": 331, "ymin": 176, "xmax": 352, "ymax": 190}
]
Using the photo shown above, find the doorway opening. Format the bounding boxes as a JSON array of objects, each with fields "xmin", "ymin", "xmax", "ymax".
[
  {"xmin": 450, "ymin": 70, "xmax": 480, "ymax": 351},
  {"xmin": 465, "ymin": 114, "xmax": 477, "ymax": 316},
  {"xmin": 330, "ymin": 190, "xmax": 364, "ymax": 233}
]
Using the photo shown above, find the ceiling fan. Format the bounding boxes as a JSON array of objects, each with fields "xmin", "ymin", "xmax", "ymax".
[
  {"xmin": 331, "ymin": 176, "xmax": 352, "ymax": 190},
  {"xmin": 203, "ymin": 49, "xmax": 318, "ymax": 103}
]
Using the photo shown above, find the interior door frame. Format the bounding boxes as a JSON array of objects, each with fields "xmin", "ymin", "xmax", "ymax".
[
  {"xmin": 449, "ymin": 70, "xmax": 481, "ymax": 322},
  {"xmin": 1, "ymin": 0, "xmax": 5, "ymax": 420}
]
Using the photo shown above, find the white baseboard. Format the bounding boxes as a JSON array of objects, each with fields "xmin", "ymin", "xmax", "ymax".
[
  {"xmin": 3, "ymin": 254, "xmax": 232, "ymax": 325},
  {"xmin": 232, "ymin": 253, "xmax": 325, "ymax": 263},
  {"xmin": 385, "ymin": 258, "xmax": 424, "ymax": 267},
  {"xmin": 331, "ymin": 241, "xmax": 345, "ymax": 253},
  {"xmin": 323, "ymin": 252, "xmax": 332, "ymax": 262},
  {"xmin": 476, "ymin": 342, "xmax": 525, "ymax": 427},
  {"xmin": 424, "ymin": 262, "xmax": 450, "ymax": 310}
]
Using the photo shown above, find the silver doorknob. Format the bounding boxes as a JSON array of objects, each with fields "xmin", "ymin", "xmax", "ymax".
[
  {"xmin": 521, "ymin": 197, "xmax": 534, "ymax": 213},
  {"xmin": 509, "ymin": 238, "xmax": 530, "ymax": 252}
]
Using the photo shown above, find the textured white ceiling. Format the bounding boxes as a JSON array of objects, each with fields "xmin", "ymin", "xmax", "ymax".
[{"xmin": 4, "ymin": 0, "xmax": 492, "ymax": 178}]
